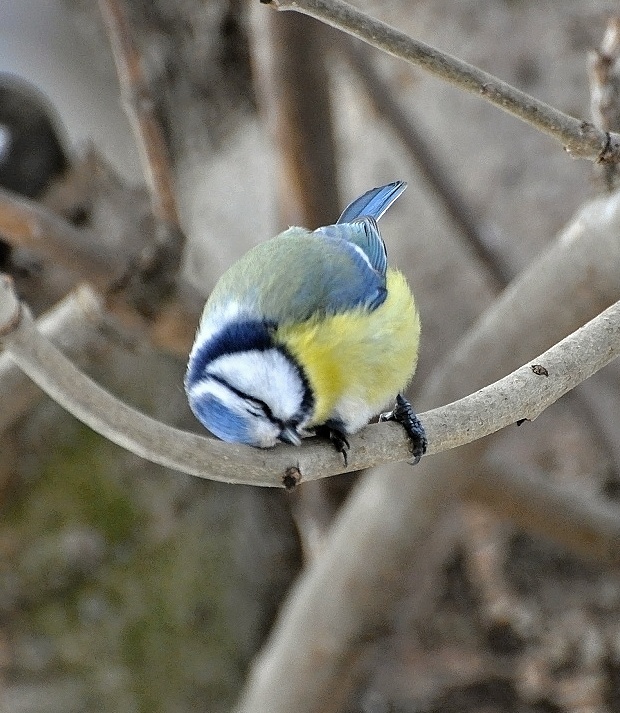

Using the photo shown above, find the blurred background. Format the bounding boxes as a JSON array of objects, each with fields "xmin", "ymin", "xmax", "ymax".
[{"xmin": 1, "ymin": 0, "xmax": 620, "ymax": 711}]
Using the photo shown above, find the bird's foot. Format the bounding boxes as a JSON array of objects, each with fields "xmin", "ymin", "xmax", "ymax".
[
  {"xmin": 314, "ymin": 420, "xmax": 350, "ymax": 466},
  {"xmin": 380, "ymin": 393, "xmax": 427, "ymax": 464}
]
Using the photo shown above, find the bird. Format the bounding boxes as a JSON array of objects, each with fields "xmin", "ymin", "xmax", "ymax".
[{"xmin": 185, "ymin": 181, "xmax": 426, "ymax": 465}]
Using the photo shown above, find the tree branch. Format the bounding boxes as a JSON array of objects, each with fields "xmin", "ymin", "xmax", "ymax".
[
  {"xmin": 466, "ymin": 458, "xmax": 620, "ymax": 565},
  {"xmin": 98, "ymin": 0, "xmax": 180, "ymax": 229},
  {"xmin": 0, "ymin": 285, "xmax": 117, "ymax": 432},
  {"xmin": 1, "ymin": 267, "xmax": 620, "ymax": 486},
  {"xmin": 251, "ymin": 10, "xmax": 341, "ymax": 228},
  {"xmin": 261, "ymin": 0, "xmax": 620, "ymax": 162},
  {"xmin": 98, "ymin": 0, "xmax": 187, "ymax": 322}
]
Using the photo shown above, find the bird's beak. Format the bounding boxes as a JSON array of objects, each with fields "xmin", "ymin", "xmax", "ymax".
[{"xmin": 279, "ymin": 426, "xmax": 301, "ymax": 446}]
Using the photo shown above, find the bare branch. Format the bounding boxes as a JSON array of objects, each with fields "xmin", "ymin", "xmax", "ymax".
[
  {"xmin": 589, "ymin": 17, "xmax": 620, "ymax": 190},
  {"xmin": 97, "ymin": 0, "xmax": 180, "ymax": 229},
  {"xmin": 261, "ymin": 0, "xmax": 620, "ymax": 162},
  {"xmin": 98, "ymin": 0, "xmax": 188, "ymax": 327},
  {"xmin": 1, "ymin": 266, "xmax": 620, "ymax": 486},
  {"xmin": 252, "ymin": 10, "xmax": 341, "ymax": 227},
  {"xmin": 0, "ymin": 285, "xmax": 110, "ymax": 432},
  {"xmin": 466, "ymin": 458, "xmax": 620, "ymax": 565},
  {"xmin": 589, "ymin": 17, "xmax": 620, "ymax": 133}
]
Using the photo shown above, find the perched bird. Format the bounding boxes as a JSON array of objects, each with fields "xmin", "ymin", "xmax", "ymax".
[{"xmin": 185, "ymin": 181, "xmax": 426, "ymax": 464}]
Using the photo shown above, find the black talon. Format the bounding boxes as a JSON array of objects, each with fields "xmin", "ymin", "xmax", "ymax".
[
  {"xmin": 314, "ymin": 421, "xmax": 350, "ymax": 466},
  {"xmin": 382, "ymin": 393, "xmax": 427, "ymax": 464}
]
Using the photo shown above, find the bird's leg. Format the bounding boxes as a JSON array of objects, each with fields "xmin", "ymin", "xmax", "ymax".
[
  {"xmin": 380, "ymin": 393, "xmax": 427, "ymax": 464},
  {"xmin": 314, "ymin": 420, "xmax": 350, "ymax": 466}
]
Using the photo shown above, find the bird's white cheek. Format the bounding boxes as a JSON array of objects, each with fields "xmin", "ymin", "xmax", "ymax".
[{"xmin": 249, "ymin": 420, "xmax": 280, "ymax": 448}]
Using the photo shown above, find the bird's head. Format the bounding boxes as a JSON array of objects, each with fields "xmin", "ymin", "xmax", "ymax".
[{"xmin": 185, "ymin": 320, "xmax": 313, "ymax": 448}]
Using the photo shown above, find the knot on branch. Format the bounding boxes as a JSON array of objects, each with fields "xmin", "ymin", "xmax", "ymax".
[{"xmin": 597, "ymin": 131, "xmax": 620, "ymax": 164}]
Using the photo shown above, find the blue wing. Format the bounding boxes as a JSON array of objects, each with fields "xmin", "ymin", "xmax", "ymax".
[
  {"xmin": 315, "ymin": 181, "xmax": 406, "ymax": 276},
  {"xmin": 203, "ymin": 182, "xmax": 407, "ymax": 325}
]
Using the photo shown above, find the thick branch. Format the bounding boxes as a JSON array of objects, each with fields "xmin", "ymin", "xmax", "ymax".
[
  {"xmin": 262, "ymin": 0, "xmax": 620, "ymax": 162},
  {"xmin": 252, "ymin": 10, "xmax": 341, "ymax": 227},
  {"xmin": 466, "ymin": 458, "xmax": 620, "ymax": 565}
]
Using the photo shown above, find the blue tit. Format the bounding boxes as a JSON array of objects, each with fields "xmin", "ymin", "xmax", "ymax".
[{"xmin": 185, "ymin": 181, "xmax": 426, "ymax": 464}]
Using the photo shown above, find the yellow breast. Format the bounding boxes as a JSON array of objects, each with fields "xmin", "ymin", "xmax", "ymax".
[{"xmin": 275, "ymin": 269, "xmax": 420, "ymax": 427}]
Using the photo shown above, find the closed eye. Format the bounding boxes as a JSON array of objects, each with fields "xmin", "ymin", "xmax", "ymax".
[
  {"xmin": 244, "ymin": 403, "xmax": 262, "ymax": 417},
  {"xmin": 244, "ymin": 399, "xmax": 268, "ymax": 419},
  {"xmin": 207, "ymin": 371, "xmax": 289, "ymax": 428},
  {"xmin": 245, "ymin": 395, "xmax": 303, "ymax": 429},
  {"xmin": 246, "ymin": 399, "xmax": 290, "ymax": 431}
]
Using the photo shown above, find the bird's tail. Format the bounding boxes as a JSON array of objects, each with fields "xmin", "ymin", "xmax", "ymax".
[{"xmin": 337, "ymin": 180, "xmax": 407, "ymax": 223}]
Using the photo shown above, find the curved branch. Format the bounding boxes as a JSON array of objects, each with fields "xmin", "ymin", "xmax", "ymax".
[
  {"xmin": 262, "ymin": 0, "xmax": 620, "ymax": 162},
  {"xmin": 1, "ymin": 272, "xmax": 619, "ymax": 487},
  {"xmin": 0, "ymin": 285, "xmax": 113, "ymax": 432}
]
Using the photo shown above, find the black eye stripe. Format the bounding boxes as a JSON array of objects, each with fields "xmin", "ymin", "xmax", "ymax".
[{"xmin": 207, "ymin": 373, "xmax": 283, "ymax": 426}]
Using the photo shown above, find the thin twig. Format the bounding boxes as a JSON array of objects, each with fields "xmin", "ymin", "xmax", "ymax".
[
  {"xmin": 98, "ymin": 0, "xmax": 180, "ymax": 228},
  {"xmin": 340, "ymin": 37, "xmax": 507, "ymax": 289},
  {"xmin": 262, "ymin": 0, "xmax": 620, "ymax": 162},
  {"xmin": 589, "ymin": 17, "xmax": 620, "ymax": 190},
  {"xmin": 98, "ymin": 0, "xmax": 187, "ymax": 324},
  {"xmin": 589, "ymin": 17, "xmax": 620, "ymax": 133}
]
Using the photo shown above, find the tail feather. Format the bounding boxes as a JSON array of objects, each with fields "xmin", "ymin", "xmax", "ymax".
[{"xmin": 337, "ymin": 181, "xmax": 407, "ymax": 224}]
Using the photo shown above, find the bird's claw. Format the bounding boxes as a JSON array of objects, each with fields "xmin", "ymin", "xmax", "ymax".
[
  {"xmin": 314, "ymin": 422, "xmax": 350, "ymax": 466},
  {"xmin": 380, "ymin": 393, "xmax": 427, "ymax": 464}
]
